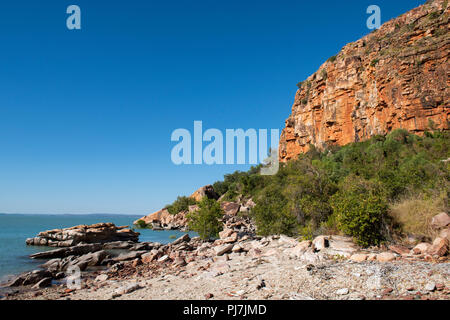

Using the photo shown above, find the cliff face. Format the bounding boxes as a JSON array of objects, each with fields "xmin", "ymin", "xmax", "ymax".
[{"xmin": 279, "ymin": 0, "xmax": 449, "ymax": 162}]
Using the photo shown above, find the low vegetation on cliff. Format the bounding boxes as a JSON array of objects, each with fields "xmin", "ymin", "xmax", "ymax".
[
  {"xmin": 213, "ymin": 129, "xmax": 449, "ymax": 247},
  {"xmin": 165, "ymin": 196, "xmax": 198, "ymax": 215},
  {"xmin": 187, "ymin": 198, "xmax": 224, "ymax": 240}
]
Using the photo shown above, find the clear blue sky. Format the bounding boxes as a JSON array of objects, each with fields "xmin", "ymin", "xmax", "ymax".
[{"xmin": 0, "ymin": 0, "xmax": 424, "ymax": 214}]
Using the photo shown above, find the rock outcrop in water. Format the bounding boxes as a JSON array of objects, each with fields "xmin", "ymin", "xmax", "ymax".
[
  {"xmin": 279, "ymin": 0, "xmax": 449, "ymax": 162},
  {"xmin": 25, "ymin": 223, "xmax": 139, "ymax": 247}
]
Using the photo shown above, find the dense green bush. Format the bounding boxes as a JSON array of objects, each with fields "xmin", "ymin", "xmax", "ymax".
[
  {"xmin": 187, "ymin": 198, "xmax": 224, "ymax": 240},
  {"xmin": 251, "ymin": 185, "xmax": 297, "ymax": 236},
  {"xmin": 330, "ymin": 176, "xmax": 388, "ymax": 247},
  {"xmin": 165, "ymin": 196, "xmax": 198, "ymax": 215}
]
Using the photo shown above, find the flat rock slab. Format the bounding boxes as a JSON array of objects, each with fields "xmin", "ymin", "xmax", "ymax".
[{"xmin": 30, "ymin": 243, "xmax": 103, "ymax": 259}]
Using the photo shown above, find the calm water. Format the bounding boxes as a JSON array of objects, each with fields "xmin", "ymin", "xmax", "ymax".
[{"xmin": 0, "ymin": 213, "xmax": 196, "ymax": 284}]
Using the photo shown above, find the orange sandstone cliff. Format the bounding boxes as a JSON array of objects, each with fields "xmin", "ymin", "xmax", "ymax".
[{"xmin": 279, "ymin": 0, "xmax": 449, "ymax": 162}]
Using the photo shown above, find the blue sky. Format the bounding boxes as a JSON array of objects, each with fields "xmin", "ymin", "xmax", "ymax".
[{"xmin": 0, "ymin": 0, "xmax": 424, "ymax": 214}]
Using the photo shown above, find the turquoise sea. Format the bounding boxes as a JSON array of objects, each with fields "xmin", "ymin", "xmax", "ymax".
[{"xmin": 0, "ymin": 213, "xmax": 196, "ymax": 284}]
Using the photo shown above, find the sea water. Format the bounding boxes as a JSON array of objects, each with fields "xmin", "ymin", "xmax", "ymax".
[{"xmin": 0, "ymin": 213, "xmax": 196, "ymax": 283}]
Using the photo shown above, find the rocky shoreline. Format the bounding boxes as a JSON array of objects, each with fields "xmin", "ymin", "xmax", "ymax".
[{"xmin": 1, "ymin": 212, "xmax": 449, "ymax": 300}]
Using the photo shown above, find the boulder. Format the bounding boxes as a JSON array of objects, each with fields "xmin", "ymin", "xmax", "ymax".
[
  {"xmin": 141, "ymin": 251, "xmax": 158, "ymax": 264},
  {"xmin": 322, "ymin": 236, "xmax": 358, "ymax": 258},
  {"xmin": 231, "ymin": 244, "xmax": 243, "ymax": 253},
  {"xmin": 431, "ymin": 213, "xmax": 450, "ymax": 230},
  {"xmin": 350, "ymin": 254, "xmax": 368, "ymax": 262},
  {"xmin": 219, "ymin": 228, "xmax": 234, "ymax": 239},
  {"xmin": 286, "ymin": 240, "xmax": 312, "ymax": 257},
  {"xmin": 102, "ymin": 241, "xmax": 134, "ymax": 250},
  {"xmin": 171, "ymin": 234, "xmax": 190, "ymax": 245},
  {"xmin": 428, "ymin": 237, "xmax": 449, "ymax": 257},
  {"xmin": 439, "ymin": 228, "xmax": 450, "ymax": 242},
  {"xmin": 32, "ymin": 277, "xmax": 52, "ymax": 289},
  {"xmin": 68, "ymin": 250, "xmax": 108, "ymax": 270},
  {"xmin": 376, "ymin": 252, "xmax": 396, "ymax": 262},
  {"xmin": 412, "ymin": 243, "xmax": 431, "ymax": 255},
  {"xmin": 8, "ymin": 270, "xmax": 52, "ymax": 287},
  {"xmin": 312, "ymin": 236, "xmax": 329, "ymax": 251},
  {"xmin": 134, "ymin": 209, "xmax": 188, "ymax": 230},
  {"xmin": 112, "ymin": 251, "xmax": 147, "ymax": 262},
  {"xmin": 190, "ymin": 185, "xmax": 219, "ymax": 202},
  {"xmin": 220, "ymin": 202, "xmax": 240, "ymax": 216}
]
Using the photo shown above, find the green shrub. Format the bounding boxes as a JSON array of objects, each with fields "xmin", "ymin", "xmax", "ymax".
[
  {"xmin": 428, "ymin": 11, "xmax": 440, "ymax": 20},
  {"xmin": 331, "ymin": 177, "xmax": 388, "ymax": 247},
  {"xmin": 187, "ymin": 198, "xmax": 224, "ymax": 240},
  {"xmin": 165, "ymin": 196, "xmax": 198, "ymax": 215},
  {"xmin": 370, "ymin": 59, "xmax": 379, "ymax": 67},
  {"xmin": 251, "ymin": 185, "xmax": 298, "ymax": 236},
  {"xmin": 327, "ymin": 55, "xmax": 337, "ymax": 63},
  {"xmin": 135, "ymin": 219, "xmax": 148, "ymax": 229}
]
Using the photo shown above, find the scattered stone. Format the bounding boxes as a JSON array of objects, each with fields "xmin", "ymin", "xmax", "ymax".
[
  {"xmin": 171, "ymin": 234, "xmax": 190, "ymax": 245},
  {"xmin": 382, "ymin": 288, "xmax": 393, "ymax": 295},
  {"xmin": 215, "ymin": 244, "xmax": 233, "ymax": 256},
  {"xmin": 173, "ymin": 257, "xmax": 186, "ymax": 267},
  {"xmin": 112, "ymin": 250, "xmax": 146, "ymax": 262},
  {"xmin": 219, "ymin": 228, "xmax": 234, "ymax": 240},
  {"xmin": 157, "ymin": 255, "xmax": 170, "ymax": 263},
  {"xmin": 336, "ymin": 288, "xmax": 349, "ymax": 295},
  {"xmin": 205, "ymin": 293, "xmax": 214, "ymax": 300},
  {"xmin": 257, "ymin": 279, "xmax": 266, "ymax": 290},
  {"xmin": 95, "ymin": 274, "xmax": 108, "ymax": 282},
  {"xmin": 114, "ymin": 283, "xmax": 142, "ymax": 296},
  {"xmin": 141, "ymin": 251, "xmax": 158, "ymax": 264},
  {"xmin": 231, "ymin": 244, "xmax": 242, "ymax": 253},
  {"xmin": 425, "ymin": 282, "xmax": 436, "ymax": 292},
  {"xmin": 132, "ymin": 258, "xmax": 142, "ymax": 268}
]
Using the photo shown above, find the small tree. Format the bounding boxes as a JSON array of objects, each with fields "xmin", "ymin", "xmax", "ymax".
[
  {"xmin": 187, "ymin": 198, "xmax": 224, "ymax": 240},
  {"xmin": 331, "ymin": 176, "xmax": 387, "ymax": 247}
]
